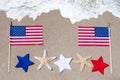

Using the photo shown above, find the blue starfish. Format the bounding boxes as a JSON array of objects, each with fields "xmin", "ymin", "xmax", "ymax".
[{"xmin": 15, "ymin": 54, "xmax": 34, "ymax": 72}]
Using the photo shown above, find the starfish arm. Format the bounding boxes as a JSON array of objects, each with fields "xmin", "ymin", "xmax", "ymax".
[
  {"xmin": 34, "ymin": 56, "xmax": 41, "ymax": 60},
  {"xmin": 73, "ymin": 60, "xmax": 80, "ymax": 63},
  {"xmin": 48, "ymin": 56, "xmax": 57, "ymax": 61},
  {"xmin": 37, "ymin": 61, "xmax": 44, "ymax": 70},
  {"xmin": 85, "ymin": 61, "xmax": 92, "ymax": 67},
  {"xmin": 45, "ymin": 63, "xmax": 52, "ymax": 70},
  {"xmin": 76, "ymin": 53, "xmax": 83, "ymax": 59},
  {"xmin": 43, "ymin": 49, "xmax": 47, "ymax": 58},
  {"xmin": 85, "ymin": 56, "xmax": 92, "ymax": 60},
  {"xmin": 80, "ymin": 63, "xmax": 85, "ymax": 72}
]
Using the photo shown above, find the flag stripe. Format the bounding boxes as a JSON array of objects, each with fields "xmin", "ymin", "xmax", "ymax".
[
  {"xmin": 78, "ymin": 31, "xmax": 94, "ymax": 32},
  {"xmin": 78, "ymin": 40, "xmax": 109, "ymax": 42},
  {"xmin": 26, "ymin": 33, "xmax": 43, "ymax": 36},
  {"xmin": 10, "ymin": 39, "xmax": 43, "ymax": 42},
  {"xmin": 10, "ymin": 44, "xmax": 43, "ymax": 46},
  {"xmin": 78, "ymin": 27, "xmax": 94, "ymax": 31},
  {"xmin": 10, "ymin": 42, "xmax": 43, "ymax": 44},
  {"xmin": 78, "ymin": 34, "xmax": 95, "ymax": 36},
  {"xmin": 78, "ymin": 26, "xmax": 94, "ymax": 28},
  {"xmin": 78, "ymin": 29, "xmax": 94, "ymax": 31},
  {"xmin": 26, "ymin": 27, "xmax": 43, "ymax": 30},
  {"xmin": 78, "ymin": 37, "xmax": 109, "ymax": 40},
  {"xmin": 10, "ymin": 36, "xmax": 43, "ymax": 38},
  {"xmin": 78, "ymin": 26, "xmax": 110, "ymax": 46},
  {"xmin": 26, "ymin": 30, "xmax": 43, "ymax": 32},
  {"xmin": 27, "ymin": 34, "xmax": 43, "ymax": 37},
  {"xmin": 78, "ymin": 43, "xmax": 110, "ymax": 45},
  {"xmin": 10, "ymin": 37, "xmax": 43, "ymax": 39},
  {"xmin": 78, "ymin": 41, "xmax": 110, "ymax": 43},
  {"xmin": 78, "ymin": 35, "xmax": 94, "ymax": 37},
  {"xmin": 10, "ymin": 26, "xmax": 43, "ymax": 46},
  {"xmin": 10, "ymin": 41, "xmax": 43, "ymax": 42},
  {"xmin": 78, "ymin": 32, "xmax": 95, "ymax": 34},
  {"xmin": 78, "ymin": 44, "xmax": 110, "ymax": 46}
]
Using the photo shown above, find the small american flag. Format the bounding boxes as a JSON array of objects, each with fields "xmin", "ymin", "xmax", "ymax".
[
  {"xmin": 10, "ymin": 25, "xmax": 43, "ymax": 46},
  {"xmin": 78, "ymin": 26, "xmax": 110, "ymax": 46}
]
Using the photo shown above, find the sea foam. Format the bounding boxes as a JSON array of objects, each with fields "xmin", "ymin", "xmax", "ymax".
[{"xmin": 0, "ymin": 0, "xmax": 120, "ymax": 24}]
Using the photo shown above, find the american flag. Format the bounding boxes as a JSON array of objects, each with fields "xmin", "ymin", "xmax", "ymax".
[
  {"xmin": 10, "ymin": 25, "xmax": 43, "ymax": 46},
  {"xmin": 78, "ymin": 26, "xmax": 110, "ymax": 46}
]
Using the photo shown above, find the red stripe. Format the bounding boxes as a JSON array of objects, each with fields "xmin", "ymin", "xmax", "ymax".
[
  {"xmin": 10, "ymin": 44, "xmax": 43, "ymax": 46},
  {"xmin": 26, "ymin": 35, "xmax": 43, "ymax": 36},
  {"xmin": 78, "ymin": 26, "xmax": 94, "ymax": 28},
  {"xmin": 78, "ymin": 44, "xmax": 110, "ymax": 46},
  {"xmin": 78, "ymin": 38, "xmax": 109, "ymax": 40}
]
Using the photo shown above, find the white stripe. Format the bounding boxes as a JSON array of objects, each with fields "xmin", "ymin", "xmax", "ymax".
[
  {"xmin": 26, "ymin": 30, "xmax": 43, "ymax": 32},
  {"xmin": 10, "ymin": 36, "xmax": 43, "ymax": 38},
  {"xmin": 78, "ymin": 34, "xmax": 94, "ymax": 36},
  {"xmin": 10, "ymin": 42, "xmax": 43, "ymax": 44},
  {"xmin": 78, "ymin": 37, "xmax": 94, "ymax": 38},
  {"xmin": 26, "ymin": 33, "xmax": 43, "ymax": 35},
  {"xmin": 78, "ymin": 37, "xmax": 109, "ymax": 38},
  {"xmin": 10, "ymin": 39, "xmax": 43, "ymax": 41},
  {"xmin": 78, "ymin": 40, "xmax": 109, "ymax": 42},
  {"xmin": 78, "ymin": 28, "xmax": 94, "ymax": 30}
]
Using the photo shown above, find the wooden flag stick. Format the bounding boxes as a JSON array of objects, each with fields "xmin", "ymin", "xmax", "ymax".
[
  {"xmin": 108, "ymin": 23, "xmax": 113, "ymax": 74},
  {"xmin": 8, "ymin": 21, "xmax": 12, "ymax": 72}
]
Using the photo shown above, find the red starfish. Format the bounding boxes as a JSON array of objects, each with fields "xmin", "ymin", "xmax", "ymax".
[{"xmin": 91, "ymin": 56, "xmax": 109, "ymax": 75}]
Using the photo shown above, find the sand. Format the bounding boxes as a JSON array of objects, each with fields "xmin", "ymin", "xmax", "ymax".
[{"xmin": 0, "ymin": 10, "xmax": 120, "ymax": 80}]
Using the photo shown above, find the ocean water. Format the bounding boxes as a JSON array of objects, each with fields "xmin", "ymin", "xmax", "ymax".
[{"xmin": 0, "ymin": 0, "xmax": 120, "ymax": 23}]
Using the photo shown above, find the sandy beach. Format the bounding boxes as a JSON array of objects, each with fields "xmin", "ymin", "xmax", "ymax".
[{"xmin": 0, "ymin": 10, "xmax": 120, "ymax": 80}]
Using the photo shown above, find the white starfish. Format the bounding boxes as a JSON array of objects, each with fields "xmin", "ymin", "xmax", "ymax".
[
  {"xmin": 73, "ymin": 53, "xmax": 92, "ymax": 72},
  {"xmin": 34, "ymin": 49, "xmax": 56, "ymax": 71}
]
